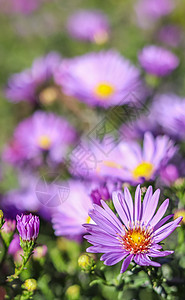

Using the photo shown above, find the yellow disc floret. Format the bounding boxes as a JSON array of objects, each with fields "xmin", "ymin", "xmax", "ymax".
[
  {"xmin": 132, "ymin": 161, "xmax": 154, "ymax": 180},
  {"xmin": 94, "ymin": 82, "xmax": 115, "ymax": 99}
]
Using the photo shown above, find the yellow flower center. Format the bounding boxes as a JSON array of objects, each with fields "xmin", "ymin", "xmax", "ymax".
[
  {"xmin": 86, "ymin": 216, "xmax": 91, "ymax": 224},
  {"xmin": 103, "ymin": 160, "xmax": 122, "ymax": 169},
  {"xmin": 119, "ymin": 223, "xmax": 153, "ymax": 254},
  {"xmin": 39, "ymin": 87, "xmax": 58, "ymax": 105},
  {"xmin": 93, "ymin": 30, "xmax": 109, "ymax": 45},
  {"xmin": 38, "ymin": 135, "xmax": 51, "ymax": 150},
  {"xmin": 94, "ymin": 82, "xmax": 115, "ymax": 99},
  {"xmin": 132, "ymin": 162, "xmax": 154, "ymax": 180}
]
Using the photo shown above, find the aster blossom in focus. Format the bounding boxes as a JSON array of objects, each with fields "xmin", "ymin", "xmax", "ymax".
[
  {"xmin": 16, "ymin": 213, "xmax": 40, "ymax": 241},
  {"xmin": 138, "ymin": 45, "xmax": 179, "ymax": 77},
  {"xmin": 55, "ymin": 50, "xmax": 144, "ymax": 108},
  {"xmin": 99, "ymin": 132, "xmax": 176, "ymax": 184},
  {"xmin": 6, "ymin": 52, "xmax": 61, "ymax": 104},
  {"xmin": 84, "ymin": 185, "xmax": 182, "ymax": 273},
  {"xmin": 67, "ymin": 10, "xmax": 110, "ymax": 44},
  {"xmin": 3, "ymin": 111, "xmax": 77, "ymax": 167}
]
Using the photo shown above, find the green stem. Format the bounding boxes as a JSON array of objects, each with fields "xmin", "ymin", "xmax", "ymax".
[{"xmin": 0, "ymin": 235, "xmax": 8, "ymax": 270}]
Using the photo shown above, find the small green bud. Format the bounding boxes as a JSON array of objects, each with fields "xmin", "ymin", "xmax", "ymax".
[
  {"xmin": 66, "ymin": 285, "xmax": 80, "ymax": 300},
  {"xmin": 0, "ymin": 210, "xmax": 5, "ymax": 229},
  {"xmin": 78, "ymin": 253, "xmax": 96, "ymax": 272},
  {"xmin": 23, "ymin": 278, "xmax": 37, "ymax": 292}
]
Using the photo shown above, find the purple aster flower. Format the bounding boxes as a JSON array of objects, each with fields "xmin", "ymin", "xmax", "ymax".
[
  {"xmin": 16, "ymin": 213, "xmax": 40, "ymax": 241},
  {"xmin": 8, "ymin": 234, "xmax": 21, "ymax": 256},
  {"xmin": 51, "ymin": 180, "xmax": 94, "ymax": 242},
  {"xmin": 0, "ymin": 0, "xmax": 42, "ymax": 15},
  {"xmin": 158, "ymin": 25, "xmax": 182, "ymax": 48},
  {"xmin": 3, "ymin": 111, "xmax": 77, "ymax": 167},
  {"xmin": 55, "ymin": 50, "xmax": 144, "ymax": 108},
  {"xmin": 2, "ymin": 219, "xmax": 16, "ymax": 233},
  {"xmin": 99, "ymin": 132, "xmax": 176, "ymax": 184},
  {"xmin": 67, "ymin": 10, "xmax": 110, "ymax": 44},
  {"xmin": 135, "ymin": 0, "xmax": 175, "ymax": 29},
  {"xmin": 90, "ymin": 181, "xmax": 121, "ymax": 206},
  {"xmin": 5, "ymin": 52, "xmax": 61, "ymax": 103},
  {"xmin": 84, "ymin": 185, "xmax": 182, "ymax": 273},
  {"xmin": 151, "ymin": 94, "xmax": 185, "ymax": 140},
  {"xmin": 160, "ymin": 164, "xmax": 179, "ymax": 186},
  {"xmin": 138, "ymin": 45, "xmax": 179, "ymax": 76}
]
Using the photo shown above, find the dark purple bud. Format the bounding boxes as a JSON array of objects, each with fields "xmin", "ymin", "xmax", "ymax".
[
  {"xmin": 90, "ymin": 185, "xmax": 110, "ymax": 205},
  {"xmin": 16, "ymin": 213, "xmax": 40, "ymax": 241}
]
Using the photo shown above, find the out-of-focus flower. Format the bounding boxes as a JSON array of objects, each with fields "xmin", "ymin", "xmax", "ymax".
[
  {"xmin": 1, "ymin": 219, "xmax": 16, "ymax": 246},
  {"xmin": 5, "ymin": 52, "xmax": 61, "ymax": 104},
  {"xmin": 55, "ymin": 50, "xmax": 144, "ymax": 108},
  {"xmin": 99, "ymin": 132, "xmax": 176, "ymax": 184},
  {"xmin": 1, "ymin": 219, "xmax": 16, "ymax": 233},
  {"xmin": 3, "ymin": 111, "xmax": 77, "ymax": 167},
  {"xmin": 138, "ymin": 46, "xmax": 179, "ymax": 76},
  {"xmin": 160, "ymin": 164, "xmax": 179, "ymax": 186},
  {"xmin": 33, "ymin": 245, "xmax": 48, "ymax": 259},
  {"xmin": 174, "ymin": 209, "xmax": 185, "ymax": 225},
  {"xmin": 67, "ymin": 10, "xmax": 110, "ymax": 44},
  {"xmin": 151, "ymin": 94, "xmax": 185, "ymax": 140},
  {"xmin": 0, "ymin": 0, "xmax": 43, "ymax": 15},
  {"xmin": 22, "ymin": 279, "xmax": 37, "ymax": 292},
  {"xmin": 66, "ymin": 285, "xmax": 80, "ymax": 300},
  {"xmin": 158, "ymin": 25, "xmax": 182, "ymax": 48},
  {"xmin": 135, "ymin": 0, "xmax": 175, "ymax": 29},
  {"xmin": 16, "ymin": 213, "xmax": 40, "ymax": 241},
  {"xmin": 84, "ymin": 185, "xmax": 182, "ymax": 273},
  {"xmin": 8, "ymin": 234, "xmax": 21, "ymax": 256},
  {"xmin": 51, "ymin": 180, "xmax": 94, "ymax": 241}
]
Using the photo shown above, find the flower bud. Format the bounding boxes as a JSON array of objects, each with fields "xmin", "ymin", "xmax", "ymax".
[
  {"xmin": 16, "ymin": 213, "xmax": 40, "ymax": 242},
  {"xmin": 23, "ymin": 278, "xmax": 37, "ymax": 292},
  {"xmin": 66, "ymin": 285, "xmax": 80, "ymax": 300},
  {"xmin": 78, "ymin": 253, "xmax": 96, "ymax": 272},
  {"xmin": 0, "ymin": 210, "xmax": 5, "ymax": 229}
]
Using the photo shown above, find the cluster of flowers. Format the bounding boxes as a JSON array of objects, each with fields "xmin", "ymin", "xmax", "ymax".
[{"xmin": 1, "ymin": 0, "xmax": 184, "ymax": 276}]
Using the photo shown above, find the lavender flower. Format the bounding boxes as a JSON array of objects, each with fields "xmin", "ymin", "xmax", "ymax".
[
  {"xmin": 99, "ymin": 132, "xmax": 176, "ymax": 184},
  {"xmin": 135, "ymin": 0, "xmax": 175, "ymax": 29},
  {"xmin": 3, "ymin": 111, "xmax": 77, "ymax": 167},
  {"xmin": 151, "ymin": 94, "xmax": 185, "ymax": 140},
  {"xmin": 55, "ymin": 50, "xmax": 144, "ymax": 108},
  {"xmin": 138, "ymin": 45, "xmax": 179, "ymax": 76},
  {"xmin": 16, "ymin": 213, "xmax": 40, "ymax": 241},
  {"xmin": 84, "ymin": 185, "xmax": 182, "ymax": 273},
  {"xmin": 0, "ymin": 0, "xmax": 41, "ymax": 15},
  {"xmin": 6, "ymin": 52, "xmax": 61, "ymax": 104},
  {"xmin": 51, "ymin": 180, "xmax": 94, "ymax": 241},
  {"xmin": 158, "ymin": 25, "xmax": 182, "ymax": 48},
  {"xmin": 67, "ymin": 10, "xmax": 110, "ymax": 44}
]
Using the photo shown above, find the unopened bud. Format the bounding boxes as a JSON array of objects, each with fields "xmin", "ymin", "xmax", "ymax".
[
  {"xmin": 78, "ymin": 253, "xmax": 96, "ymax": 272},
  {"xmin": 0, "ymin": 210, "xmax": 4, "ymax": 229},
  {"xmin": 66, "ymin": 285, "xmax": 80, "ymax": 300},
  {"xmin": 23, "ymin": 278, "xmax": 37, "ymax": 292}
]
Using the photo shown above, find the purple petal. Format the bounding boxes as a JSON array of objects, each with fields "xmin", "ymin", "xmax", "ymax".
[
  {"xmin": 154, "ymin": 214, "xmax": 173, "ymax": 231},
  {"xmin": 124, "ymin": 187, "xmax": 133, "ymax": 222},
  {"xmin": 101, "ymin": 252, "xmax": 128, "ymax": 266},
  {"xmin": 134, "ymin": 184, "xmax": 141, "ymax": 222},
  {"xmin": 112, "ymin": 191, "xmax": 129, "ymax": 225},
  {"xmin": 141, "ymin": 189, "xmax": 160, "ymax": 223},
  {"xmin": 149, "ymin": 199, "xmax": 169, "ymax": 227},
  {"xmin": 148, "ymin": 250, "xmax": 174, "ymax": 257},
  {"xmin": 120, "ymin": 254, "xmax": 133, "ymax": 273}
]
